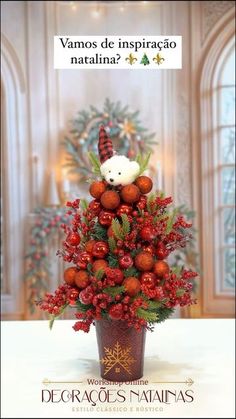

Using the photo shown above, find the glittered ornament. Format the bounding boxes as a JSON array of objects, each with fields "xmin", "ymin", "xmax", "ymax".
[
  {"xmin": 119, "ymin": 254, "xmax": 134, "ymax": 269},
  {"xmin": 85, "ymin": 240, "xmax": 96, "ymax": 254},
  {"xmin": 153, "ymin": 260, "xmax": 170, "ymax": 277},
  {"xmin": 63, "ymin": 267, "xmax": 78, "ymax": 286},
  {"xmin": 135, "ymin": 252, "xmax": 154, "ymax": 271},
  {"xmin": 75, "ymin": 270, "xmax": 90, "ymax": 289},
  {"xmin": 116, "ymin": 204, "xmax": 133, "ymax": 217},
  {"xmin": 92, "ymin": 241, "xmax": 109, "ymax": 258},
  {"xmin": 79, "ymin": 287, "xmax": 94, "ymax": 305},
  {"xmin": 140, "ymin": 226, "xmax": 157, "ymax": 242},
  {"xmin": 121, "ymin": 184, "xmax": 140, "ymax": 203},
  {"xmin": 108, "ymin": 303, "xmax": 123, "ymax": 320},
  {"xmin": 89, "ymin": 200, "xmax": 102, "ymax": 215},
  {"xmin": 67, "ymin": 232, "xmax": 81, "ymax": 246},
  {"xmin": 92, "ymin": 259, "xmax": 108, "ymax": 273},
  {"xmin": 98, "ymin": 210, "xmax": 115, "ymax": 226},
  {"xmin": 76, "ymin": 252, "xmax": 93, "ymax": 269},
  {"xmin": 105, "ymin": 267, "xmax": 124, "ymax": 284},
  {"xmin": 134, "ymin": 176, "xmax": 153, "ymax": 194},
  {"xmin": 140, "ymin": 272, "xmax": 156, "ymax": 289},
  {"xmin": 100, "ymin": 190, "xmax": 120, "ymax": 210},
  {"xmin": 124, "ymin": 277, "xmax": 141, "ymax": 297},
  {"xmin": 89, "ymin": 181, "xmax": 106, "ymax": 199},
  {"xmin": 142, "ymin": 244, "xmax": 156, "ymax": 256}
]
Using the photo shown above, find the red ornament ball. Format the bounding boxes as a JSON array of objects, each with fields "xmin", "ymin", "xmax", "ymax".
[
  {"xmin": 67, "ymin": 232, "xmax": 80, "ymax": 246},
  {"xmin": 92, "ymin": 259, "xmax": 108, "ymax": 273},
  {"xmin": 116, "ymin": 204, "xmax": 133, "ymax": 217},
  {"xmin": 84, "ymin": 239, "xmax": 96, "ymax": 254},
  {"xmin": 153, "ymin": 260, "xmax": 170, "ymax": 277},
  {"xmin": 63, "ymin": 267, "xmax": 77, "ymax": 286},
  {"xmin": 121, "ymin": 184, "xmax": 140, "ymax": 204},
  {"xmin": 105, "ymin": 267, "xmax": 124, "ymax": 284},
  {"xmin": 142, "ymin": 244, "xmax": 156, "ymax": 256},
  {"xmin": 74, "ymin": 270, "xmax": 90, "ymax": 289},
  {"xmin": 101, "ymin": 190, "xmax": 120, "ymax": 210},
  {"xmin": 89, "ymin": 181, "xmax": 106, "ymax": 199},
  {"xmin": 140, "ymin": 226, "xmax": 157, "ymax": 242},
  {"xmin": 134, "ymin": 176, "xmax": 153, "ymax": 194},
  {"xmin": 92, "ymin": 241, "xmax": 109, "ymax": 258},
  {"xmin": 124, "ymin": 277, "xmax": 141, "ymax": 297},
  {"xmin": 88, "ymin": 200, "xmax": 102, "ymax": 215},
  {"xmin": 98, "ymin": 210, "xmax": 115, "ymax": 226},
  {"xmin": 108, "ymin": 303, "xmax": 123, "ymax": 320},
  {"xmin": 140, "ymin": 272, "xmax": 156, "ymax": 289},
  {"xmin": 119, "ymin": 254, "xmax": 134, "ymax": 269},
  {"xmin": 76, "ymin": 252, "xmax": 92, "ymax": 269},
  {"xmin": 135, "ymin": 252, "xmax": 154, "ymax": 271}
]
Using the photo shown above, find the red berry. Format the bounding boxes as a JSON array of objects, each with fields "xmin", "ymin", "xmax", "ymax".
[
  {"xmin": 156, "ymin": 243, "xmax": 169, "ymax": 260},
  {"xmin": 108, "ymin": 304, "xmax": 123, "ymax": 320},
  {"xmin": 105, "ymin": 268, "xmax": 124, "ymax": 284}
]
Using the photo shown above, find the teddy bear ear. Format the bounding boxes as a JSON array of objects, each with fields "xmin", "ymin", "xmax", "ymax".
[{"xmin": 129, "ymin": 161, "xmax": 140, "ymax": 176}]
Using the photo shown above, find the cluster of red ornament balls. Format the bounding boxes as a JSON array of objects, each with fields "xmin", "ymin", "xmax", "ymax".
[{"xmin": 37, "ymin": 175, "xmax": 197, "ymax": 332}]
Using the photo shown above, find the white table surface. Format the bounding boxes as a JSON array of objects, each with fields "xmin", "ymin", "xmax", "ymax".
[{"xmin": 1, "ymin": 319, "xmax": 235, "ymax": 418}]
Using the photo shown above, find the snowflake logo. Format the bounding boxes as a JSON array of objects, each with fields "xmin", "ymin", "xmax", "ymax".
[{"xmin": 100, "ymin": 341, "xmax": 136, "ymax": 375}]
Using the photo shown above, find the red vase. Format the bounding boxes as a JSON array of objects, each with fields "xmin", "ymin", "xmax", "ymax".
[{"xmin": 95, "ymin": 319, "xmax": 146, "ymax": 382}]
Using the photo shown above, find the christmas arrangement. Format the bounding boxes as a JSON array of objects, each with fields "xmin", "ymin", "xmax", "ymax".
[{"xmin": 37, "ymin": 126, "xmax": 198, "ymax": 334}]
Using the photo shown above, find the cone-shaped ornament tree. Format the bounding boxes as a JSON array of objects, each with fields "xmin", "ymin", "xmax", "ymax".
[{"xmin": 37, "ymin": 126, "xmax": 198, "ymax": 381}]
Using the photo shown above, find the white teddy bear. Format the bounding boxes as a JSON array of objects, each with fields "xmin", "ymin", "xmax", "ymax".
[{"xmin": 100, "ymin": 155, "xmax": 140, "ymax": 186}]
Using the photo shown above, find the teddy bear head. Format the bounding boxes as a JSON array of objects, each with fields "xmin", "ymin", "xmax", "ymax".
[{"xmin": 100, "ymin": 155, "xmax": 140, "ymax": 186}]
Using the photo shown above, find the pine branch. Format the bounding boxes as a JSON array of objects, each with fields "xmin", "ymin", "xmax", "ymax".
[
  {"xmin": 166, "ymin": 209, "xmax": 178, "ymax": 233},
  {"xmin": 156, "ymin": 307, "xmax": 175, "ymax": 323},
  {"xmin": 88, "ymin": 151, "xmax": 101, "ymax": 176},
  {"xmin": 108, "ymin": 237, "xmax": 117, "ymax": 253},
  {"xmin": 111, "ymin": 219, "xmax": 124, "ymax": 240},
  {"xmin": 176, "ymin": 288, "xmax": 186, "ymax": 297},
  {"xmin": 136, "ymin": 308, "xmax": 158, "ymax": 322},
  {"xmin": 107, "ymin": 254, "xmax": 119, "ymax": 268},
  {"xmin": 94, "ymin": 269, "xmax": 105, "ymax": 280},
  {"xmin": 80, "ymin": 199, "xmax": 89, "ymax": 211},
  {"xmin": 121, "ymin": 214, "xmax": 130, "ymax": 235},
  {"xmin": 147, "ymin": 300, "xmax": 164, "ymax": 310},
  {"xmin": 103, "ymin": 286, "xmax": 125, "ymax": 298},
  {"xmin": 124, "ymin": 267, "xmax": 139, "ymax": 277},
  {"xmin": 137, "ymin": 152, "xmax": 152, "ymax": 175},
  {"xmin": 92, "ymin": 223, "xmax": 108, "ymax": 240},
  {"xmin": 76, "ymin": 301, "xmax": 94, "ymax": 312}
]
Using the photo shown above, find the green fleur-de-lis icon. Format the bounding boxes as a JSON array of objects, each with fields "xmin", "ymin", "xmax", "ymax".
[
  {"xmin": 153, "ymin": 53, "xmax": 165, "ymax": 65},
  {"xmin": 125, "ymin": 53, "xmax": 138, "ymax": 65}
]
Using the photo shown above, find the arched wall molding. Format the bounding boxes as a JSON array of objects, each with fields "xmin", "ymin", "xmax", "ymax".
[
  {"xmin": 1, "ymin": 34, "xmax": 29, "ymax": 319},
  {"xmin": 199, "ymin": 14, "xmax": 235, "ymax": 316}
]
